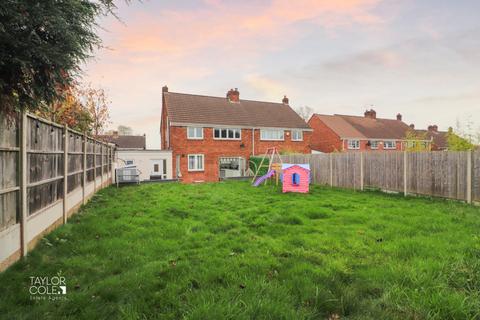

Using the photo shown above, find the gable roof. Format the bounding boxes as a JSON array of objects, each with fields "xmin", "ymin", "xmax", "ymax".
[
  {"xmin": 312, "ymin": 113, "xmax": 412, "ymax": 140},
  {"xmin": 97, "ymin": 135, "xmax": 146, "ymax": 150},
  {"xmin": 282, "ymin": 164, "xmax": 310, "ymax": 171},
  {"xmin": 164, "ymin": 92, "xmax": 310, "ymax": 129}
]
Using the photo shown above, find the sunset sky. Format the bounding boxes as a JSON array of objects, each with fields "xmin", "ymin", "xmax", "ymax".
[{"xmin": 83, "ymin": 0, "xmax": 480, "ymax": 148}]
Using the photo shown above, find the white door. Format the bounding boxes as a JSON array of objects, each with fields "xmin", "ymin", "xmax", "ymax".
[{"xmin": 151, "ymin": 159, "xmax": 167, "ymax": 180}]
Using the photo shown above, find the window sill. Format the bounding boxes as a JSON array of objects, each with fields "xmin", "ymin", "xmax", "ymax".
[
  {"xmin": 213, "ymin": 138, "xmax": 242, "ymax": 141},
  {"xmin": 187, "ymin": 137, "xmax": 204, "ymax": 140},
  {"xmin": 188, "ymin": 169, "xmax": 205, "ymax": 172}
]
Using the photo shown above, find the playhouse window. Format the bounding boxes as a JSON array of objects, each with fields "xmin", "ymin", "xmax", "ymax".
[{"xmin": 292, "ymin": 173, "xmax": 300, "ymax": 185}]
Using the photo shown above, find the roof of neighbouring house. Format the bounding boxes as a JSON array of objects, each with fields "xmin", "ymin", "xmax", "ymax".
[
  {"xmin": 414, "ymin": 129, "xmax": 448, "ymax": 149},
  {"xmin": 163, "ymin": 91, "xmax": 310, "ymax": 129},
  {"xmin": 311, "ymin": 113, "xmax": 413, "ymax": 140},
  {"xmin": 282, "ymin": 164, "xmax": 310, "ymax": 171},
  {"xmin": 96, "ymin": 135, "xmax": 146, "ymax": 149}
]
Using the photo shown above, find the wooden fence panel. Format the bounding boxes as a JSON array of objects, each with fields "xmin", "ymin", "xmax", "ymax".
[
  {"xmin": 311, "ymin": 154, "xmax": 330, "ymax": 185},
  {"xmin": 473, "ymin": 152, "xmax": 480, "ymax": 202},
  {"xmin": 1, "ymin": 112, "xmax": 114, "ymax": 270},
  {"xmin": 0, "ymin": 116, "xmax": 19, "ymax": 232},
  {"xmin": 364, "ymin": 152, "xmax": 404, "ymax": 192},
  {"xmin": 67, "ymin": 132, "xmax": 84, "ymax": 193},
  {"xmin": 407, "ymin": 151, "xmax": 468, "ymax": 200},
  {"xmin": 331, "ymin": 153, "xmax": 361, "ymax": 189},
  {"xmin": 86, "ymin": 139, "xmax": 95, "ymax": 182},
  {"xmin": 27, "ymin": 117, "xmax": 63, "ymax": 152}
]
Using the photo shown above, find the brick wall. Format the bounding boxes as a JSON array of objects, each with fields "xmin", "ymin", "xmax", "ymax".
[
  {"xmin": 308, "ymin": 116, "xmax": 342, "ymax": 152},
  {"xmin": 170, "ymin": 126, "xmax": 311, "ymax": 183}
]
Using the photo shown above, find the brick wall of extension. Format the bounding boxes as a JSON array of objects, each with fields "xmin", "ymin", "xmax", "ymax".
[{"xmin": 168, "ymin": 126, "xmax": 311, "ymax": 183}]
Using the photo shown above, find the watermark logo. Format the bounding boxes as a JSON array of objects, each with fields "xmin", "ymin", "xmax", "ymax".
[{"xmin": 29, "ymin": 273, "xmax": 67, "ymax": 301}]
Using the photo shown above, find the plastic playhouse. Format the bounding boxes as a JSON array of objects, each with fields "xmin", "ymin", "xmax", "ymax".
[
  {"xmin": 251, "ymin": 147, "xmax": 310, "ymax": 193},
  {"xmin": 281, "ymin": 164, "xmax": 310, "ymax": 193}
]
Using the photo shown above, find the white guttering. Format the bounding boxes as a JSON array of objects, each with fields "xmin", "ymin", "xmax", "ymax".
[{"xmin": 169, "ymin": 122, "xmax": 313, "ymax": 132}]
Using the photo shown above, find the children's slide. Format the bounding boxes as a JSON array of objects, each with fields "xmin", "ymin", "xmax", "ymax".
[{"xmin": 252, "ymin": 170, "xmax": 275, "ymax": 187}]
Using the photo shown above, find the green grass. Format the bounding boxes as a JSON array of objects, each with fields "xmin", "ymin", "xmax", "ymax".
[{"xmin": 1, "ymin": 181, "xmax": 480, "ymax": 319}]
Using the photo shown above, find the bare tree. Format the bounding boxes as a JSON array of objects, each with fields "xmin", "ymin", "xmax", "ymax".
[
  {"xmin": 80, "ymin": 84, "xmax": 111, "ymax": 136},
  {"xmin": 295, "ymin": 106, "xmax": 314, "ymax": 121},
  {"xmin": 117, "ymin": 125, "xmax": 133, "ymax": 135}
]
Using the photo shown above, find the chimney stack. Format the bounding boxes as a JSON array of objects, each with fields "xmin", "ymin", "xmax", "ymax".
[
  {"xmin": 364, "ymin": 108, "xmax": 377, "ymax": 119},
  {"xmin": 162, "ymin": 85, "xmax": 168, "ymax": 93},
  {"xmin": 226, "ymin": 88, "xmax": 240, "ymax": 102},
  {"xmin": 396, "ymin": 113, "xmax": 402, "ymax": 121},
  {"xmin": 409, "ymin": 124, "xmax": 415, "ymax": 129},
  {"xmin": 282, "ymin": 95, "xmax": 289, "ymax": 105},
  {"xmin": 112, "ymin": 130, "xmax": 119, "ymax": 138},
  {"xmin": 428, "ymin": 125, "xmax": 438, "ymax": 132}
]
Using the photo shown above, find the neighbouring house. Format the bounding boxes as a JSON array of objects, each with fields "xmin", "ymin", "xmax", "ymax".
[
  {"xmin": 160, "ymin": 86, "xmax": 312, "ymax": 183},
  {"xmin": 97, "ymin": 131, "xmax": 147, "ymax": 150},
  {"xmin": 411, "ymin": 124, "xmax": 448, "ymax": 151},
  {"xmin": 98, "ymin": 132, "xmax": 173, "ymax": 181},
  {"xmin": 308, "ymin": 109, "xmax": 432, "ymax": 152}
]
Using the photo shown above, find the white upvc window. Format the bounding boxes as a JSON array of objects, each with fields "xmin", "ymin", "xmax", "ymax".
[
  {"xmin": 188, "ymin": 154, "xmax": 204, "ymax": 171},
  {"xmin": 370, "ymin": 140, "xmax": 379, "ymax": 149},
  {"xmin": 384, "ymin": 140, "xmax": 397, "ymax": 149},
  {"xmin": 187, "ymin": 127, "xmax": 203, "ymax": 139},
  {"xmin": 291, "ymin": 130, "xmax": 303, "ymax": 141},
  {"xmin": 260, "ymin": 129, "xmax": 284, "ymax": 141},
  {"xmin": 347, "ymin": 140, "xmax": 360, "ymax": 150},
  {"xmin": 213, "ymin": 128, "xmax": 241, "ymax": 140}
]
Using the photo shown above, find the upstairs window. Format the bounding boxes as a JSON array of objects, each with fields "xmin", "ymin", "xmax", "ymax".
[
  {"xmin": 291, "ymin": 130, "xmax": 303, "ymax": 141},
  {"xmin": 187, "ymin": 127, "xmax": 203, "ymax": 139},
  {"xmin": 260, "ymin": 129, "xmax": 284, "ymax": 141},
  {"xmin": 384, "ymin": 140, "xmax": 396, "ymax": 149},
  {"xmin": 370, "ymin": 140, "xmax": 379, "ymax": 149},
  {"xmin": 347, "ymin": 140, "xmax": 360, "ymax": 150},
  {"xmin": 214, "ymin": 128, "xmax": 241, "ymax": 140}
]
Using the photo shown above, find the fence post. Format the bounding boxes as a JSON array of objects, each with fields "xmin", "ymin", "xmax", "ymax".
[
  {"xmin": 467, "ymin": 150, "xmax": 472, "ymax": 204},
  {"xmin": 100, "ymin": 143, "xmax": 104, "ymax": 188},
  {"xmin": 360, "ymin": 152, "xmax": 364, "ymax": 191},
  {"xmin": 19, "ymin": 112, "xmax": 28, "ymax": 257},
  {"xmin": 93, "ymin": 142, "xmax": 97, "ymax": 191},
  {"xmin": 403, "ymin": 151, "xmax": 408, "ymax": 197},
  {"xmin": 63, "ymin": 125, "xmax": 68, "ymax": 224},
  {"xmin": 82, "ymin": 133, "xmax": 87, "ymax": 205},
  {"xmin": 111, "ymin": 146, "xmax": 115, "ymax": 184},
  {"xmin": 329, "ymin": 153, "xmax": 333, "ymax": 187}
]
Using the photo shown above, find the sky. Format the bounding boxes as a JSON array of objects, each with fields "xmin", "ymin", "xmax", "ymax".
[{"xmin": 83, "ymin": 0, "xmax": 480, "ymax": 148}]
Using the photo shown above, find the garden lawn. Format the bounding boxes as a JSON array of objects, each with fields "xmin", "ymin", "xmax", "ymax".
[{"xmin": 1, "ymin": 181, "xmax": 480, "ymax": 319}]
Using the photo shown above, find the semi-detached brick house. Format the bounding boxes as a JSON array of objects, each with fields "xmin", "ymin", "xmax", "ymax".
[
  {"xmin": 308, "ymin": 109, "xmax": 433, "ymax": 152},
  {"xmin": 160, "ymin": 87, "xmax": 312, "ymax": 183}
]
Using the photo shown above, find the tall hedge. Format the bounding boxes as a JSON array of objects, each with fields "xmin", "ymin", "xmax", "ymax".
[{"xmin": 249, "ymin": 156, "xmax": 270, "ymax": 176}]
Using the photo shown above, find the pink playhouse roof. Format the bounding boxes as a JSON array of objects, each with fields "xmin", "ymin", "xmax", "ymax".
[{"xmin": 282, "ymin": 164, "xmax": 310, "ymax": 171}]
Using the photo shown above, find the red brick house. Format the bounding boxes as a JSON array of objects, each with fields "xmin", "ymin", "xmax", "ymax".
[
  {"xmin": 160, "ymin": 87, "xmax": 312, "ymax": 183},
  {"xmin": 308, "ymin": 109, "xmax": 432, "ymax": 152}
]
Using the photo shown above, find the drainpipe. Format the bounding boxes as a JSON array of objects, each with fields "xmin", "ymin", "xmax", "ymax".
[{"xmin": 252, "ymin": 128, "xmax": 255, "ymax": 156}]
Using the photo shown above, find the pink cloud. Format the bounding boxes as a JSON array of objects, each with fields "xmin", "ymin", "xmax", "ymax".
[{"xmin": 105, "ymin": 0, "xmax": 384, "ymax": 61}]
